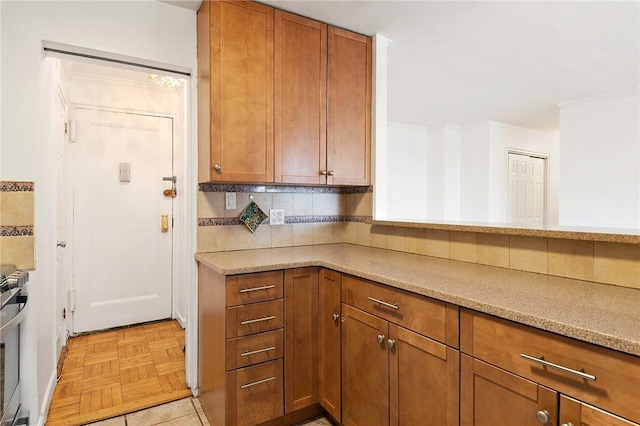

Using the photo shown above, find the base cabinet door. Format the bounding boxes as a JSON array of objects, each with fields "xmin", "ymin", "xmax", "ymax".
[
  {"xmin": 560, "ymin": 395, "xmax": 640, "ymax": 426},
  {"xmin": 389, "ymin": 324, "xmax": 459, "ymax": 426},
  {"xmin": 284, "ymin": 267, "xmax": 319, "ymax": 413},
  {"xmin": 461, "ymin": 355, "xmax": 558, "ymax": 426},
  {"xmin": 319, "ymin": 269, "xmax": 342, "ymax": 421},
  {"xmin": 342, "ymin": 304, "xmax": 389, "ymax": 426}
]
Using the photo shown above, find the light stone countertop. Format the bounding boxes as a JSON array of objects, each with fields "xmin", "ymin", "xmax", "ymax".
[
  {"xmin": 370, "ymin": 220, "xmax": 640, "ymax": 244},
  {"xmin": 195, "ymin": 244, "xmax": 640, "ymax": 357}
]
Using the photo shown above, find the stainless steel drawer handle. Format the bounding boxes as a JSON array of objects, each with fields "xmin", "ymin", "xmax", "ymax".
[
  {"xmin": 240, "ymin": 376, "xmax": 276, "ymax": 389},
  {"xmin": 240, "ymin": 346, "xmax": 276, "ymax": 357},
  {"xmin": 368, "ymin": 297, "xmax": 399, "ymax": 310},
  {"xmin": 239, "ymin": 285, "xmax": 276, "ymax": 293},
  {"xmin": 240, "ymin": 315, "xmax": 276, "ymax": 325},
  {"xmin": 520, "ymin": 353, "xmax": 596, "ymax": 381}
]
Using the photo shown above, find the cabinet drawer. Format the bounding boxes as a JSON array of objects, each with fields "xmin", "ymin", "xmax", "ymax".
[
  {"xmin": 226, "ymin": 271, "xmax": 284, "ymax": 307},
  {"xmin": 226, "ymin": 329, "xmax": 284, "ymax": 371},
  {"xmin": 227, "ymin": 299, "xmax": 284, "ymax": 338},
  {"xmin": 461, "ymin": 309, "xmax": 640, "ymax": 423},
  {"xmin": 226, "ymin": 359, "xmax": 284, "ymax": 426},
  {"xmin": 342, "ymin": 275, "xmax": 458, "ymax": 346}
]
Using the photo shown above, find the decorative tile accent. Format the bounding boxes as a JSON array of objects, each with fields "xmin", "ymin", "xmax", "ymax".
[
  {"xmin": 0, "ymin": 181, "xmax": 34, "ymax": 192},
  {"xmin": 198, "ymin": 183, "xmax": 372, "ymax": 194},
  {"xmin": 198, "ymin": 215, "xmax": 372, "ymax": 227},
  {"xmin": 1, "ymin": 225, "xmax": 34, "ymax": 236}
]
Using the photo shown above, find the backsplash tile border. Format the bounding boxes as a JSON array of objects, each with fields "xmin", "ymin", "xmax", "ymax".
[
  {"xmin": 1, "ymin": 181, "xmax": 34, "ymax": 192},
  {"xmin": 199, "ymin": 183, "xmax": 372, "ymax": 194},
  {"xmin": 1, "ymin": 225, "xmax": 34, "ymax": 237},
  {"xmin": 198, "ymin": 215, "xmax": 372, "ymax": 226}
]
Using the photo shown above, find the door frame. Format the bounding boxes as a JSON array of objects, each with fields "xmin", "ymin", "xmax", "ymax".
[
  {"xmin": 507, "ymin": 149, "xmax": 549, "ymax": 227},
  {"xmin": 67, "ymin": 104, "xmax": 177, "ymax": 333},
  {"xmin": 47, "ymin": 49, "xmax": 198, "ymax": 393}
]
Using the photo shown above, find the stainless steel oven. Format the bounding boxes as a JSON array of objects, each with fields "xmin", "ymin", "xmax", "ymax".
[{"xmin": 1, "ymin": 266, "xmax": 29, "ymax": 426}]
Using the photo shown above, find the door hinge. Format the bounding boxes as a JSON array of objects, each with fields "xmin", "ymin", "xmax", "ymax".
[
  {"xmin": 64, "ymin": 122, "xmax": 68, "ymax": 135},
  {"xmin": 69, "ymin": 288, "xmax": 76, "ymax": 313},
  {"xmin": 68, "ymin": 119, "xmax": 77, "ymax": 143}
]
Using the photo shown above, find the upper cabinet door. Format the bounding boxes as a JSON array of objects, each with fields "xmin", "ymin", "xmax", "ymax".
[
  {"xmin": 327, "ymin": 27, "xmax": 372, "ymax": 186},
  {"xmin": 274, "ymin": 11, "xmax": 327, "ymax": 184},
  {"xmin": 208, "ymin": 0, "xmax": 274, "ymax": 182}
]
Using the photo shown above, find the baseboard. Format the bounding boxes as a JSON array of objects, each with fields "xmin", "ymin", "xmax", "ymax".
[
  {"xmin": 174, "ymin": 310, "xmax": 187, "ymax": 329},
  {"xmin": 39, "ymin": 371, "xmax": 57, "ymax": 426}
]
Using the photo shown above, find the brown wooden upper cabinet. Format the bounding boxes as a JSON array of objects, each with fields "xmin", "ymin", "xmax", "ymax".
[
  {"xmin": 198, "ymin": 0, "xmax": 275, "ymax": 183},
  {"xmin": 198, "ymin": 1, "xmax": 372, "ymax": 185}
]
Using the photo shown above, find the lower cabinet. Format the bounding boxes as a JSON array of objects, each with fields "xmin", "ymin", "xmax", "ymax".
[
  {"xmin": 560, "ymin": 395, "xmax": 640, "ymax": 426},
  {"xmin": 341, "ymin": 304, "xmax": 459, "ymax": 426},
  {"xmin": 461, "ymin": 355, "xmax": 558, "ymax": 426},
  {"xmin": 227, "ymin": 359, "xmax": 285, "ymax": 426},
  {"xmin": 319, "ymin": 269, "xmax": 342, "ymax": 422}
]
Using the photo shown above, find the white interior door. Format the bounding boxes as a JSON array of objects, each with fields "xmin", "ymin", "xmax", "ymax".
[
  {"xmin": 508, "ymin": 152, "xmax": 546, "ymax": 228},
  {"xmin": 71, "ymin": 107, "xmax": 173, "ymax": 333}
]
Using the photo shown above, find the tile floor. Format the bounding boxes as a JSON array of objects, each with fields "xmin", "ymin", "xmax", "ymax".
[{"xmin": 84, "ymin": 397, "xmax": 333, "ymax": 426}]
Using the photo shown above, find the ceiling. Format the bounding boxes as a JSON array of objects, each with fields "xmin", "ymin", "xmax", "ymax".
[{"xmin": 163, "ymin": 0, "xmax": 639, "ymax": 133}]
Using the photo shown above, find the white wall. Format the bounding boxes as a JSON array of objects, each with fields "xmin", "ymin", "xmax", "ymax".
[
  {"xmin": 0, "ymin": 1, "xmax": 197, "ymax": 423},
  {"xmin": 386, "ymin": 122, "xmax": 428, "ymax": 220},
  {"xmin": 559, "ymin": 90, "xmax": 640, "ymax": 228},
  {"xmin": 460, "ymin": 122, "xmax": 491, "ymax": 222}
]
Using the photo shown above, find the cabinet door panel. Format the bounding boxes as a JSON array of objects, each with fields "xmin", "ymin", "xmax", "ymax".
[
  {"xmin": 211, "ymin": 0, "xmax": 274, "ymax": 182},
  {"xmin": 560, "ymin": 395, "xmax": 640, "ymax": 426},
  {"xmin": 389, "ymin": 325, "xmax": 459, "ymax": 426},
  {"xmin": 275, "ymin": 11, "xmax": 327, "ymax": 184},
  {"xmin": 342, "ymin": 304, "xmax": 389, "ymax": 426},
  {"xmin": 319, "ymin": 269, "xmax": 342, "ymax": 421},
  {"xmin": 327, "ymin": 27, "xmax": 371, "ymax": 186},
  {"xmin": 284, "ymin": 267, "xmax": 319, "ymax": 413},
  {"xmin": 461, "ymin": 355, "xmax": 557, "ymax": 426}
]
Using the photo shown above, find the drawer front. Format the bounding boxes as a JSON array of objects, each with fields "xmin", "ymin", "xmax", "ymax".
[
  {"xmin": 227, "ymin": 299, "xmax": 284, "ymax": 338},
  {"xmin": 226, "ymin": 270, "xmax": 284, "ymax": 307},
  {"xmin": 226, "ymin": 359, "xmax": 284, "ymax": 426},
  {"xmin": 343, "ymin": 274, "xmax": 456, "ymax": 346},
  {"xmin": 461, "ymin": 309, "xmax": 640, "ymax": 423},
  {"xmin": 226, "ymin": 329, "xmax": 284, "ymax": 371}
]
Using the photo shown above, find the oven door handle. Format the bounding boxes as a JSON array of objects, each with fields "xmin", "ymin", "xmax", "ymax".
[{"xmin": 0, "ymin": 293, "xmax": 28, "ymax": 336}]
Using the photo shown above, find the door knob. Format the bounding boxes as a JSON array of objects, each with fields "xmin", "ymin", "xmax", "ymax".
[
  {"xmin": 561, "ymin": 423, "xmax": 574, "ymax": 426},
  {"xmin": 214, "ymin": 164, "xmax": 222, "ymax": 173},
  {"xmin": 377, "ymin": 334, "xmax": 386, "ymax": 344},
  {"xmin": 163, "ymin": 188, "xmax": 177, "ymax": 197},
  {"xmin": 536, "ymin": 410, "xmax": 551, "ymax": 425},
  {"xmin": 320, "ymin": 170, "xmax": 327, "ymax": 176},
  {"xmin": 327, "ymin": 170, "xmax": 334, "ymax": 176},
  {"xmin": 332, "ymin": 313, "xmax": 340, "ymax": 322},
  {"xmin": 387, "ymin": 339, "xmax": 396, "ymax": 349}
]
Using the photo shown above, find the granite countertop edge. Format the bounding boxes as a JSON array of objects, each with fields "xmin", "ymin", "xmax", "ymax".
[{"xmin": 195, "ymin": 244, "xmax": 640, "ymax": 357}]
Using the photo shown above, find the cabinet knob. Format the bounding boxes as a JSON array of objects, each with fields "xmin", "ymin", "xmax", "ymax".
[
  {"xmin": 327, "ymin": 170, "xmax": 335, "ymax": 176},
  {"xmin": 377, "ymin": 334, "xmax": 386, "ymax": 344},
  {"xmin": 214, "ymin": 164, "xmax": 222, "ymax": 173},
  {"xmin": 332, "ymin": 313, "xmax": 340, "ymax": 322},
  {"xmin": 320, "ymin": 170, "xmax": 327, "ymax": 176},
  {"xmin": 561, "ymin": 423, "xmax": 575, "ymax": 426},
  {"xmin": 387, "ymin": 339, "xmax": 396, "ymax": 349},
  {"xmin": 536, "ymin": 410, "xmax": 551, "ymax": 425}
]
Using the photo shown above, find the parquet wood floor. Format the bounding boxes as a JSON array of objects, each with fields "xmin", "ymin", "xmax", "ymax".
[{"xmin": 46, "ymin": 320, "xmax": 192, "ymax": 426}]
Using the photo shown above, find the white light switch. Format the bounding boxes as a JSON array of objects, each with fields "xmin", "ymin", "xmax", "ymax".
[
  {"xmin": 119, "ymin": 163, "xmax": 130, "ymax": 182},
  {"xmin": 270, "ymin": 209, "xmax": 285, "ymax": 225},
  {"xmin": 225, "ymin": 192, "xmax": 236, "ymax": 210}
]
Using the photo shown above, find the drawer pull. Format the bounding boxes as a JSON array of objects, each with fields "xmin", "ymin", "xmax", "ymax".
[
  {"xmin": 368, "ymin": 297, "xmax": 399, "ymax": 310},
  {"xmin": 240, "ymin": 376, "xmax": 276, "ymax": 389},
  {"xmin": 240, "ymin": 346, "xmax": 276, "ymax": 357},
  {"xmin": 241, "ymin": 315, "xmax": 276, "ymax": 325},
  {"xmin": 520, "ymin": 353, "xmax": 596, "ymax": 381},
  {"xmin": 239, "ymin": 285, "xmax": 275, "ymax": 293}
]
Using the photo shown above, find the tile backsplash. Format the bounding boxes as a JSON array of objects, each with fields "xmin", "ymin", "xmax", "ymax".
[
  {"xmin": 197, "ymin": 184, "xmax": 640, "ymax": 290},
  {"xmin": 0, "ymin": 181, "xmax": 35, "ymax": 269}
]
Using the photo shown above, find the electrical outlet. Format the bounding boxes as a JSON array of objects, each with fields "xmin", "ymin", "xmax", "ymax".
[
  {"xmin": 270, "ymin": 209, "xmax": 285, "ymax": 225},
  {"xmin": 225, "ymin": 192, "xmax": 236, "ymax": 210}
]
